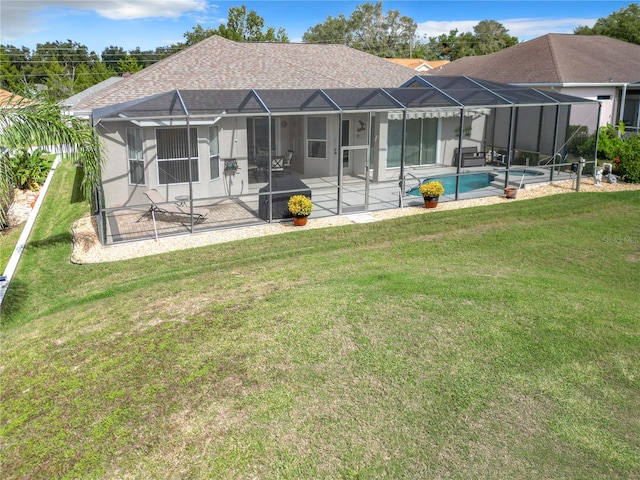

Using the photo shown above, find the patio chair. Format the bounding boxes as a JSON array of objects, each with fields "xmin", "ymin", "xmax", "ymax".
[
  {"xmin": 282, "ymin": 150, "xmax": 293, "ymax": 175},
  {"xmin": 271, "ymin": 155, "xmax": 285, "ymax": 176},
  {"xmin": 143, "ymin": 189, "xmax": 208, "ymax": 223}
]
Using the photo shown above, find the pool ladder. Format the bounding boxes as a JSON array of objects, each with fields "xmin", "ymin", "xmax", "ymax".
[{"xmin": 399, "ymin": 173, "xmax": 421, "ymax": 208}]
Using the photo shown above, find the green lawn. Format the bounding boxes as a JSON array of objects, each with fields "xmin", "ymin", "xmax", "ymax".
[
  {"xmin": 1, "ymin": 223, "xmax": 23, "ymax": 275},
  {"xmin": 1, "ymin": 161, "xmax": 639, "ymax": 479}
]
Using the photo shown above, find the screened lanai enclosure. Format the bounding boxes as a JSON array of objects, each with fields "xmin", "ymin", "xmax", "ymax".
[{"xmin": 91, "ymin": 76, "xmax": 600, "ymax": 244}]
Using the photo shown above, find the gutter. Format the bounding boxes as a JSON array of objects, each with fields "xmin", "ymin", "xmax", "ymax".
[
  {"xmin": 0, "ymin": 156, "xmax": 61, "ymax": 307},
  {"xmin": 515, "ymin": 82, "xmax": 632, "ymax": 88}
]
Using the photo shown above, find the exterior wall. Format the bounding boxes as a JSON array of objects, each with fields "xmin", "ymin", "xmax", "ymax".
[
  {"xmin": 559, "ymin": 86, "xmax": 616, "ymax": 129},
  {"xmin": 440, "ymin": 112, "xmax": 486, "ymax": 166},
  {"xmin": 98, "ymin": 118, "xmax": 249, "ymax": 208}
]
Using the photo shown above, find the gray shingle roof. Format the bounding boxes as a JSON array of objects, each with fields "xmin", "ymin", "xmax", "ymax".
[
  {"xmin": 429, "ymin": 34, "xmax": 640, "ymax": 84},
  {"xmin": 62, "ymin": 76, "xmax": 123, "ymax": 108},
  {"xmin": 76, "ymin": 36, "xmax": 417, "ymax": 110}
]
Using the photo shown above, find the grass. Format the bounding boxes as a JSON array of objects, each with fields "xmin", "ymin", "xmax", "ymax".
[
  {"xmin": 1, "ymin": 223, "xmax": 23, "ymax": 274},
  {"xmin": 1, "ymin": 161, "xmax": 639, "ymax": 479}
]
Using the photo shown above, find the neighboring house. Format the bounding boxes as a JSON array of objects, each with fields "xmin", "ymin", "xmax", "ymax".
[
  {"xmin": 0, "ymin": 89, "xmax": 31, "ymax": 107},
  {"xmin": 384, "ymin": 58, "xmax": 450, "ymax": 72},
  {"xmin": 75, "ymin": 36, "xmax": 598, "ymax": 244},
  {"xmin": 62, "ymin": 76, "xmax": 125, "ymax": 117},
  {"xmin": 428, "ymin": 34, "xmax": 640, "ymax": 131}
]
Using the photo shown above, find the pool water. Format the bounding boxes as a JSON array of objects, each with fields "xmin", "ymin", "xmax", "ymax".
[{"xmin": 408, "ymin": 173, "xmax": 493, "ymax": 196}]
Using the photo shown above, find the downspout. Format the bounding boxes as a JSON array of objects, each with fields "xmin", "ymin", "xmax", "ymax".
[{"xmin": 618, "ymin": 83, "xmax": 628, "ymax": 130}]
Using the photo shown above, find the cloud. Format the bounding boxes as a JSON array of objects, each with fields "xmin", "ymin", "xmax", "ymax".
[
  {"xmin": 502, "ymin": 17, "xmax": 597, "ymax": 39},
  {"xmin": 416, "ymin": 17, "xmax": 598, "ymax": 41},
  {"xmin": 93, "ymin": 0, "xmax": 208, "ymax": 20},
  {"xmin": 0, "ymin": 0, "xmax": 208, "ymax": 41}
]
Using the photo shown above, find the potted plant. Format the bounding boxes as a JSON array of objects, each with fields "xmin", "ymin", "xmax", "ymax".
[
  {"xmin": 287, "ymin": 194, "xmax": 313, "ymax": 226},
  {"xmin": 504, "ymin": 186, "xmax": 518, "ymax": 199},
  {"xmin": 419, "ymin": 180, "xmax": 445, "ymax": 208}
]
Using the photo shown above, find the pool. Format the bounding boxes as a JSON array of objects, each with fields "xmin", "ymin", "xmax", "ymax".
[{"xmin": 408, "ymin": 173, "xmax": 493, "ymax": 196}]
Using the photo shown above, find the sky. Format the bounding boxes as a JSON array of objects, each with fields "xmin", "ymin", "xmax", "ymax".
[{"xmin": 0, "ymin": 0, "xmax": 634, "ymax": 54}]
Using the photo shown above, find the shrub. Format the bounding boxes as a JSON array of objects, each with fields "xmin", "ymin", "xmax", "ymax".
[
  {"xmin": 617, "ymin": 133, "xmax": 640, "ymax": 183},
  {"xmin": 578, "ymin": 123, "xmax": 624, "ymax": 160},
  {"xmin": 567, "ymin": 125, "xmax": 590, "ymax": 156},
  {"xmin": 9, "ymin": 148, "xmax": 53, "ymax": 190}
]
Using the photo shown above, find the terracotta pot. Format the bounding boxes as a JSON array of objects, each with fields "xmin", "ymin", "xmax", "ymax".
[
  {"xmin": 293, "ymin": 216, "xmax": 308, "ymax": 226},
  {"xmin": 26, "ymin": 193, "xmax": 39, "ymax": 208},
  {"xmin": 424, "ymin": 197, "xmax": 439, "ymax": 208},
  {"xmin": 504, "ymin": 187, "xmax": 518, "ymax": 199}
]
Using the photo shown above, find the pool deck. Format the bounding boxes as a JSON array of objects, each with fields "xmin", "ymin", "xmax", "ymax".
[{"xmin": 99, "ymin": 165, "xmax": 574, "ymax": 244}]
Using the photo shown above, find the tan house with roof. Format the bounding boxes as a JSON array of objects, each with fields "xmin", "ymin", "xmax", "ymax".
[
  {"xmin": 428, "ymin": 34, "xmax": 640, "ymax": 131},
  {"xmin": 0, "ymin": 89, "xmax": 32, "ymax": 107},
  {"xmin": 76, "ymin": 36, "xmax": 599, "ymax": 244},
  {"xmin": 384, "ymin": 58, "xmax": 450, "ymax": 72}
]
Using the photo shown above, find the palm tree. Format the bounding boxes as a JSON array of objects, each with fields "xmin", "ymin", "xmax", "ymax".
[{"xmin": 0, "ymin": 96, "xmax": 102, "ymax": 227}]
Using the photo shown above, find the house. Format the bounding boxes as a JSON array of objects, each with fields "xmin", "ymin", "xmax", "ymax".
[
  {"xmin": 62, "ymin": 76, "xmax": 125, "ymax": 117},
  {"xmin": 428, "ymin": 34, "xmax": 640, "ymax": 131},
  {"xmin": 0, "ymin": 89, "xmax": 32, "ymax": 107},
  {"xmin": 76, "ymin": 36, "xmax": 599, "ymax": 244},
  {"xmin": 384, "ymin": 58, "xmax": 450, "ymax": 72}
]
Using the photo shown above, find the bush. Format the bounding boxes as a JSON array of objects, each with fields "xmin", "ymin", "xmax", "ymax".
[
  {"xmin": 597, "ymin": 124, "xmax": 624, "ymax": 160},
  {"xmin": 567, "ymin": 125, "xmax": 590, "ymax": 156},
  {"xmin": 9, "ymin": 148, "xmax": 53, "ymax": 190},
  {"xmin": 578, "ymin": 123, "xmax": 624, "ymax": 160},
  {"xmin": 617, "ymin": 133, "xmax": 640, "ymax": 183}
]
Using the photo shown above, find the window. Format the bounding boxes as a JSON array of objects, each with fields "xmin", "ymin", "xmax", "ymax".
[
  {"xmin": 126, "ymin": 127, "xmax": 144, "ymax": 185},
  {"xmin": 307, "ymin": 117, "xmax": 326, "ymax": 158},
  {"xmin": 209, "ymin": 126, "xmax": 220, "ymax": 180},
  {"xmin": 156, "ymin": 128, "xmax": 199, "ymax": 185},
  {"xmin": 387, "ymin": 117, "xmax": 437, "ymax": 168}
]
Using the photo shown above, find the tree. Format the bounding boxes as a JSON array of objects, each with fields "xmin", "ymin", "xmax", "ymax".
[
  {"xmin": 472, "ymin": 20, "xmax": 519, "ymax": 55},
  {"xmin": 101, "ymin": 46, "xmax": 128, "ymax": 72},
  {"xmin": 302, "ymin": 14, "xmax": 353, "ymax": 45},
  {"xmin": 421, "ymin": 29, "xmax": 475, "ymax": 61},
  {"xmin": 183, "ymin": 24, "xmax": 217, "ymax": 46},
  {"xmin": 418, "ymin": 20, "xmax": 518, "ymax": 61},
  {"xmin": 0, "ymin": 45, "xmax": 30, "ymax": 95},
  {"xmin": 175, "ymin": 6, "xmax": 289, "ymax": 53},
  {"xmin": 303, "ymin": 1, "xmax": 417, "ymax": 57},
  {"xmin": 0, "ymin": 99, "xmax": 103, "ymax": 227},
  {"xmin": 216, "ymin": 5, "xmax": 288, "ymax": 42},
  {"xmin": 574, "ymin": 3, "xmax": 640, "ymax": 45}
]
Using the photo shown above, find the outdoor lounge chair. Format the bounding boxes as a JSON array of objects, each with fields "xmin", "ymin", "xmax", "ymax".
[{"xmin": 143, "ymin": 189, "xmax": 208, "ymax": 223}]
